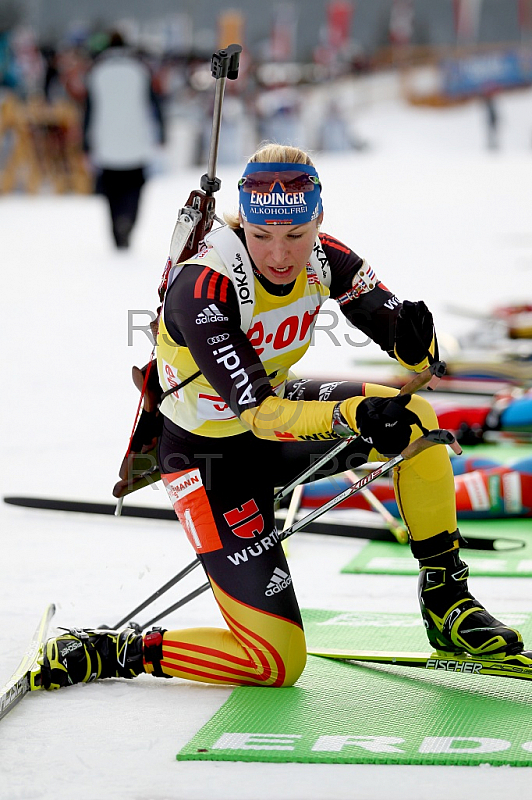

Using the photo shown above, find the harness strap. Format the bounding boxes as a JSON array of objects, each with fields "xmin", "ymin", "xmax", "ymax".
[
  {"xmin": 160, "ymin": 226, "xmax": 332, "ymax": 398},
  {"xmin": 204, "ymin": 226, "xmax": 256, "ymax": 333}
]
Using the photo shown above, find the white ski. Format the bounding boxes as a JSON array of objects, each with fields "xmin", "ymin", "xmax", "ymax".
[
  {"xmin": 0, "ymin": 603, "xmax": 55, "ymax": 721},
  {"xmin": 308, "ymin": 647, "xmax": 532, "ymax": 681}
]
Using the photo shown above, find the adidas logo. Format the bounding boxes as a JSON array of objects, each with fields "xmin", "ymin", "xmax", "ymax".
[
  {"xmin": 195, "ymin": 304, "xmax": 229, "ymax": 325},
  {"xmin": 265, "ymin": 566, "xmax": 292, "ymax": 596}
]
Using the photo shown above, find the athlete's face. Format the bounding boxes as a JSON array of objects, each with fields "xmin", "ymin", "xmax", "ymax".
[{"xmin": 242, "ymin": 216, "xmax": 323, "ymax": 285}]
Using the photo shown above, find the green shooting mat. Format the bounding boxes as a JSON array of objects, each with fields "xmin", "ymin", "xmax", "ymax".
[
  {"xmin": 341, "ymin": 519, "xmax": 532, "ymax": 577},
  {"xmin": 177, "ymin": 609, "xmax": 532, "ymax": 766},
  {"xmin": 457, "ymin": 443, "xmax": 532, "ymax": 462}
]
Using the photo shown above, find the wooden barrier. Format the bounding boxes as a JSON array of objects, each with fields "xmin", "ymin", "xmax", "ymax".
[{"xmin": 0, "ymin": 93, "xmax": 92, "ymax": 194}]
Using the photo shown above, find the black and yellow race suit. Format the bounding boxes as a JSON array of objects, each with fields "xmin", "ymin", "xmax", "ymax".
[{"xmin": 148, "ymin": 228, "xmax": 454, "ymax": 687}]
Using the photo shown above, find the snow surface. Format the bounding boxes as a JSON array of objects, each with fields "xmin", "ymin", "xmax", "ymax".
[{"xmin": 2, "ymin": 77, "xmax": 532, "ymax": 799}]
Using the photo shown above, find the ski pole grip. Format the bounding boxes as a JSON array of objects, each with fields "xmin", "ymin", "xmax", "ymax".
[
  {"xmin": 427, "ymin": 359, "xmax": 446, "ymax": 390},
  {"xmin": 401, "ymin": 428, "xmax": 461, "ymax": 459},
  {"xmin": 399, "ymin": 359, "xmax": 446, "ymax": 397}
]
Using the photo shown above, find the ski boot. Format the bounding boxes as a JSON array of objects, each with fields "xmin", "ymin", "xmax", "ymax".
[
  {"xmin": 31, "ymin": 626, "xmax": 167, "ymax": 690},
  {"xmin": 418, "ymin": 547, "xmax": 532, "ymax": 665}
]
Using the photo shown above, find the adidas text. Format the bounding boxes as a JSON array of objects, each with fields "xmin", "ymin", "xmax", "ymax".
[
  {"xmin": 265, "ymin": 567, "xmax": 292, "ymax": 596},
  {"xmin": 196, "ymin": 304, "xmax": 228, "ymax": 325}
]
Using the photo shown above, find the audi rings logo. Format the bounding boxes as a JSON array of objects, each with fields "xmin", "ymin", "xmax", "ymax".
[{"xmin": 207, "ymin": 333, "xmax": 230, "ymax": 346}]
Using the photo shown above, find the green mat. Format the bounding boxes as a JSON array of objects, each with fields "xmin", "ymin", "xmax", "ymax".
[
  {"xmin": 342, "ymin": 519, "xmax": 532, "ymax": 577},
  {"xmin": 177, "ymin": 609, "xmax": 532, "ymax": 766},
  {"xmin": 458, "ymin": 443, "xmax": 532, "ymax": 462}
]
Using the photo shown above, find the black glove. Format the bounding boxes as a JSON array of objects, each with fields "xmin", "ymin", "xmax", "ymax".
[
  {"xmin": 355, "ymin": 394, "xmax": 427, "ymax": 457},
  {"xmin": 394, "ymin": 300, "xmax": 438, "ymax": 368}
]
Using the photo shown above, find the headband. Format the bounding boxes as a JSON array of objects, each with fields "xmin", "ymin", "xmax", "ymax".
[{"xmin": 238, "ymin": 161, "xmax": 322, "ymax": 226}]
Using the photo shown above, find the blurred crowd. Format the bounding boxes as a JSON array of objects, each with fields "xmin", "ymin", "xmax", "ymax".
[
  {"xmin": 0, "ymin": 21, "xmax": 372, "ymax": 249},
  {"xmin": 0, "ymin": 21, "xmax": 369, "ymax": 175}
]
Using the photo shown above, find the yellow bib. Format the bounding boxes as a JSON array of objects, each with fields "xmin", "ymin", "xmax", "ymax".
[{"xmin": 157, "ymin": 241, "xmax": 330, "ymax": 437}]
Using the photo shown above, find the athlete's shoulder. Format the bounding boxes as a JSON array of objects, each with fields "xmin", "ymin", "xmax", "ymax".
[
  {"xmin": 180, "ymin": 237, "xmax": 228, "ymax": 273},
  {"xmin": 318, "ymin": 231, "xmax": 353, "ymax": 256},
  {"xmin": 318, "ymin": 230, "xmax": 364, "ymax": 291},
  {"xmin": 167, "ymin": 260, "xmax": 233, "ymax": 308}
]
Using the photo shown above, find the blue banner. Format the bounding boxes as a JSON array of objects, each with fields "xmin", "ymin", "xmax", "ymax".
[{"xmin": 442, "ymin": 48, "xmax": 532, "ymax": 97}]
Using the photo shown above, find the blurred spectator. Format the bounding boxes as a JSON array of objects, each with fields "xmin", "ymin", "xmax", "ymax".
[
  {"xmin": 83, "ymin": 31, "xmax": 165, "ymax": 249},
  {"xmin": 0, "ymin": 28, "xmax": 19, "ymax": 91},
  {"xmin": 316, "ymin": 97, "xmax": 368, "ymax": 152},
  {"xmin": 9, "ymin": 26, "xmax": 44, "ymax": 97},
  {"xmin": 56, "ymin": 45, "xmax": 91, "ymax": 105},
  {"xmin": 41, "ymin": 45, "xmax": 60, "ymax": 102},
  {"xmin": 255, "ymin": 85, "xmax": 302, "ymax": 147},
  {"xmin": 483, "ymin": 92, "xmax": 499, "ymax": 151}
]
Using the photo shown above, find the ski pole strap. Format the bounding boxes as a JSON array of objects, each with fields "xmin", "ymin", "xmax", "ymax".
[{"xmin": 274, "ymin": 361, "xmax": 447, "ymax": 507}]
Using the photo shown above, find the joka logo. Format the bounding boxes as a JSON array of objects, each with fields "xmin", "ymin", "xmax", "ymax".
[
  {"xmin": 312, "ymin": 241, "xmax": 329, "ymax": 282},
  {"xmin": 232, "ymin": 253, "xmax": 253, "ymax": 306},
  {"xmin": 265, "ymin": 566, "xmax": 292, "ymax": 596},
  {"xmin": 195, "ymin": 304, "xmax": 229, "ymax": 325}
]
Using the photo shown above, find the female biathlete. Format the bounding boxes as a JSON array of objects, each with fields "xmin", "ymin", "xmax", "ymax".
[{"xmin": 37, "ymin": 144, "xmax": 531, "ymax": 691}]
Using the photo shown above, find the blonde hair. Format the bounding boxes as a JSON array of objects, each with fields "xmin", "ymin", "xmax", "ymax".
[{"xmin": 223, "ymin": 143, "xmax": 316, "ymax": 230}]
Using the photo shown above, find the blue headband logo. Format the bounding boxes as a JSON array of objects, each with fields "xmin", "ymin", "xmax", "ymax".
[{"xmin": 238, "ymin": 162, "xmax": 322, "ymax": 226}]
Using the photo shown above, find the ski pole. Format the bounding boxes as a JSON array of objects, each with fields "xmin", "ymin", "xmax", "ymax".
[
  {"xmin": 119, "ymin": 428, "xmax": 458, "ymax": 627},
  {"xmin": 127, "ymin": 486, "xmax": 303, "ymax": 630},
  {"xmin": 279, "ymin": 429, "xmax": 462, "ymax": 541},
  {"xmin": 112, "ymin": 362, "xmax": 447, "ymax": 626},
  {"xmin": 121, "ymin": 430, "xmax": 460, "ymax": 629},
  {"xmin": 344, "ymin": 469, "xmax": 409, "ymax": 544},
  {"xmin": 135, "ymin": 582, "xmax": 211, "ymax": 631},
  {"xmin": 112, "ymin": 559, "xmax": 201, "ymax": 629},
  {"xmin": 273, "ymin": 359, "xmax": 446, "ymax": 506}
]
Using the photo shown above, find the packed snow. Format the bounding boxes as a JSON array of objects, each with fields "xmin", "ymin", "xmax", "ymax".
[{"xmin": 1, "ymin": 75, "xmax": 532, "ymax": 799}]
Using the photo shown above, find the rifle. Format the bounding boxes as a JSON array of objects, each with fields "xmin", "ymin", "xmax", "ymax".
[{"xmin": 112, "ymin": 44, "xmax": 243, "ymax": 506}]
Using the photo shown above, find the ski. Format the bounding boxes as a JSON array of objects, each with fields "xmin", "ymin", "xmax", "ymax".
[
  {"xmin": 307, "ymin": 647, "xmax": 532, "ymax": 682},
  {"xmin": 3, "ymin": 496, "xmax": 521, "ymax": 550},
  {"xmin": 0, "ymin": 603, "xmax": 55, "ymax": 721},
  {"xmin": 2, "ymin": 495, "xmax": 402, "ymax": 542}
]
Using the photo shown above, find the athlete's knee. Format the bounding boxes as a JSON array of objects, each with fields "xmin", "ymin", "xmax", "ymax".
[
  {"xmin": 275, "ymin": 629, "xmax": 307, "ymax": 686},
  {"xmin": 406, "ymin": 394, "xmax": 439, "ymax": 432}
]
